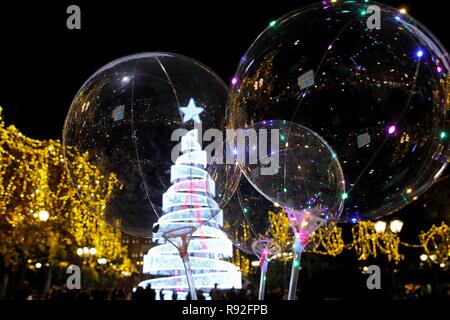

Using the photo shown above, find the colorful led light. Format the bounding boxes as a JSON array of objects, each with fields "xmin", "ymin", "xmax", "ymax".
[{"xmin": 388, "ymin": 125, "xmax": 397, "ymax": 135}]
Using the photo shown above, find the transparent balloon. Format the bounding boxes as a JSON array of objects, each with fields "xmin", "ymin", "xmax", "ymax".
[
  {"xmin": 233, "ymin": 120, "xmax": 345, "ymax": 225},
  {"xmin": 223, "ymin": 175, "xmax": 339, "ymax": 300},
  {"xmin": 223, "ymin": 178, "xmax": 280, "ymax": 255},
  {"xmin": 63, "ymin": 52, "xmax": 241, "ymax": 238},
  {"xmin": 230, "ymin": 1, "xmax": 450, "ymax": 222}
]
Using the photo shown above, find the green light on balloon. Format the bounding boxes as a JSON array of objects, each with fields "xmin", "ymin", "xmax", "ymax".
[
  {"xmin": 280, "ymin": 134, "xmax": 286, "ymax": 141},
  {"xmin": 294, "ymin": 259, "xmax": 300, "ymax": 268},
  {"xmin": 341, "ymin": 192, "xmax": 349, "ymax": 200},
  {"xmin": 440, "ymin": 131, "xmax": 447, "ymax": 139},
  {"xmin": 243, "ymin": 207, "xmax": 249, "ymax": 214},
  {"xmin": 360, "ymin": 9, "xmax": 367, "ymax": 16},
  {"xmin": 283, "ymin": 187, "xmax": 287, "ymax": 193},
  {"xmin": 269, "ymin": 20, "xmax": 276, "ymax": 27}
]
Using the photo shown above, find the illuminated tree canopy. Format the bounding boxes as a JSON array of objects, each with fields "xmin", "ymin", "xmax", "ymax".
[{"xmin": 0, "ymin": 107, "xmax": 134, "ymax": 277}]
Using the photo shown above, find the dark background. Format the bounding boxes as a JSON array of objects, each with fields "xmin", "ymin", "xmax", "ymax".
[
  {"xmin": 0, "ymin": 0, "xmax": 447, "ymax": 140},
  {"xmin": 0, "ymin": 0, "xmax": 449, "ymax": 300}
]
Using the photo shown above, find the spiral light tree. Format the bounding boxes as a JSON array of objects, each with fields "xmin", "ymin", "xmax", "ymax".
[{"xmin": 143, "ymin": 99, "xmax": 241, "ymax": 300}]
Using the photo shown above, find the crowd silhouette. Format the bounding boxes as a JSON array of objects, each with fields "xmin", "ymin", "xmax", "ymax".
[{"xmin": 13, "ymin": 281, "xmax": 291, "ymax": 300}]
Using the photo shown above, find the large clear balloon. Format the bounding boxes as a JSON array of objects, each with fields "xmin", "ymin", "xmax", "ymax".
[
  {"xmin": 64, "ymin": 52, "xmax": 240, "ymax": 237},
  {"xmin": 223, "ymin": 134, "xmax": 345, "ymax": 254},
  {"xmin": 230, "ymin": 1, "xmax": 450, "ymax": 222}
]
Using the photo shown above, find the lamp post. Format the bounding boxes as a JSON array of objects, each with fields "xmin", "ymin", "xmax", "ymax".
[
  {"xmin": 389, "ymin": 220, "xmax": 404, "ymax": 234},
  {"xmin": 374, "ymin": 221, "xmax": 387, "ymax": 234},
  {"xmin": 37, "ymin": 209, "xmax": 52, "ymax": 294},
  {"xmin": 76, "ymin": 246, "xmax": 97, "ymax": 288},
  {"xmin": 38, "ymin": 210, "xmax": 50, "ymax": 222},
  {"xmin": 374, "ymin": 219, "xmax": 403, "ymax": 298}
]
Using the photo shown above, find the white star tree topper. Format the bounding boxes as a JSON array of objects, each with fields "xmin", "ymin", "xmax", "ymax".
[{"xmin": 179, "ymin": 98, "xmax": 204, "ymax": 124}]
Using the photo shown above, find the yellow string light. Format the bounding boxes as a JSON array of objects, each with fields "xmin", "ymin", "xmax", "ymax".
[
  {"xmin": 265, "ymin": 207, "xmax": 449, "ymax": 264},
  {"xmin": 0, "ymin": 106, "xmax": 134, "ymax": 277}
]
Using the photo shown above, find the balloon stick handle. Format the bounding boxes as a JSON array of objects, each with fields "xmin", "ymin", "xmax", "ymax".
[
  {"xmin": 258, "ymin": 259, "xmax": 268, "ymax": 300},
  {"xmin": 181, "ymin": 253, "xmax": 197, "ymax": 300},
  {"xmin": 287, "ymin": 236, "xmax": 303, "ymax": 300}
]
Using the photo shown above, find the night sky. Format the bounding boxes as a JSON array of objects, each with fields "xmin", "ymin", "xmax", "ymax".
[{"xmin": 0, "ymin": 0, "xmax": 447, "ymax": 140}]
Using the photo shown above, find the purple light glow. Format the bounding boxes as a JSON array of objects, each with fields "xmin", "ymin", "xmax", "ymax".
[
  {"xmin": 388, "ymin": 125, "xmax": 397, "ymax": 135},
  {"xmin": 231, "ymin": 77, "xmax": 238, "ymax": 85},
  {"xmin": 327, "ymin": 44, "xmax": 333, "ymax": 50},
  {"xmin": 437, "ymin": 66, "xmax": 442, "ymax": 73}
]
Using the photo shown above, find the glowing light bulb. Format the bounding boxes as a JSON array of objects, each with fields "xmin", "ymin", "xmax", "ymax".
[
  {"xmin": 389, "ymin": 219, "xmax": 403, "ymax": 234},
  {"xmin": 374, "ymin": 221, "xmax": 387, "ymax": 233},
  {"xmin": 399, "ymin": 8, "xmax": 407, "ymax": 14},
  {"xmin": 269, "ymin": 20, "xmax": 276, "ymax": 27},
  {"xmin": 388, "ymin": 125, "xmax": 397, "ymax": 135},
  {"xmin": 38, "ymin": 210, "xmax": 49, "ymax": 222}
]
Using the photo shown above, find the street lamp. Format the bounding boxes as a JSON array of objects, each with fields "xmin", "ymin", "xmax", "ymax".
[
  {"xmin": 77, "ymin": 247, "xmax": 97, "ymax": 257},
  {"xmin": 38, "ymin": 210, "xmax": 49, "ymax": 222},
  {"xmin": 374, "ymin": 221, "xmax": 387, "ymax": 234},
  {"xmin": 389, "ymin": 220, "xmax": 404, "ymax": 234}
]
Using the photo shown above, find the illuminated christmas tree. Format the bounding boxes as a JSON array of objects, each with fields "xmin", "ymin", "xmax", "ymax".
[{"xmin": 139, "ymin": 99, "xmax": 241, "ymax": 299}]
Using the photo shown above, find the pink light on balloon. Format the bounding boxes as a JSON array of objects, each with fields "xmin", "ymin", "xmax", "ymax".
[
  {"xmin": 231, "ymin": 77, "xmax": 238, "ymax": 85},
  {"xmin": 388, "ymin": 125, "xmax": 397, "ymax": 135}
]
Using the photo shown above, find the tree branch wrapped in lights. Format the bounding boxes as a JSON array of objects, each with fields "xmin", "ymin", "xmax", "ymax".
[{"xmin": 0, "ymin": 106, "xmax": 134, "ymax": 280}]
